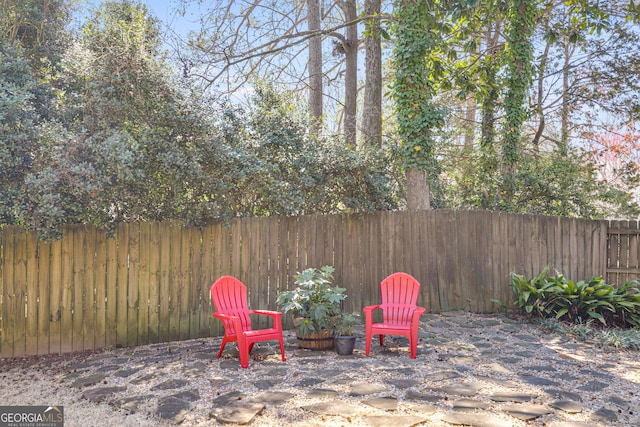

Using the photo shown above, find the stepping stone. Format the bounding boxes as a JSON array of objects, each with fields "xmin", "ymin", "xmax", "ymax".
[
  {"xmin": 577, "ymin": 380, "xmax": 608, "ymax": 392},
  {"xmin": 430, "ymin": 371, "xmax": 462, "ymax": 381},
  {"xmin": 405, "ymin": 390, "xmax": 442, "ymax": 402},
  {"xmin": 110, "ymin": 395, "xmax": 153, "ymax": 413},
  {"xmin": 592, "ymin": 407, "xmax": 618, "ymax": 423},
  {"xmin": 350, "ymin": 382, "xmax": 388, "ymax": 396},
  {"xmin": 609, "ymin": 395, "xmax": 631, "ymax": 410},
  {"xmin": 476, "ymin": 320, "xmax": 501, "ymax": 327},
  {"xmin": 261, "ymin": 367, "xmax": 288, "ymax": 377},
  {"xmin": 384, "ymin": 368, "xmax": 417, "ymax": 376},
  {"xmin": 363, "ymin": 397, "xmax": 398, "ymax": 411},
  {"xmin": 130, "ymin": 373, "xmax": 157, "ymax": 385},
  {"xmin": 210, "ymin": 402, "xmax": 265, "ymax": 425},
  {"xmin": 114, "ymin": 367, "xmax": 144, "ymax": 377},
  {"xmin": 169, "ymin": 389, "xmax": 200, "ymax": 402},
  {"xmin": 151, "ymin": 378, "xmax": 188, "ymax": 391},
  {"xmin": 490, "ymin": 392, "xmax": 535, "ymax": 402},
  {"xmin": 95, "ymin": 364, "xmax": 121, "ymax": 372},
  {"xmin": 498, "ymin": 357, "xmax": 521, "ymax": 364},
  {"xmin": 213, "ymin": 391, "xmax": 245, "ymax": 406},
  {"xmin": 249, "ymin": 391, "xmax": 294, "ymax": 405},
  {"xmin": 520, "ymin": 375, "xmax": 558, "ymax": 386},
  {"xmin": 511, "ymin": 334, "xmax": 539, "ymax": 342},
  {"xmin": 525, "ymin": 365, "xmax": 557, "ymax": 372},
  {"xmin": 306, "ymin": 388, "xmax": 339, "ymax": 399},
  {"xmin": 579, "ymin": 369, "xmax": 614, "ymax": 380},
  {"xmin": 295, "ymin": 377, "xmax": 326, "ymax": 387},
  {"xmin": 502, "ymin": 404, "xmax": 551, "ymax": 421},
  {"xmin": 253, "ymin": 379, "xmax": 279, "ymax": 390},
  {"xmin": 387, "ymin": 378, "xmax": 421, "ymax": 389},
  {"xmin": 452, "ymin": 399, "xmax": 490, "ymax": 411},
  {"xmin": 437, "ymin": 382, "xmax": 483, "ymax": 396},
  {"xmin": 71, "ymin": 373, "xmax": 107, "ymax": 388},
  {"xmin": 156, "ymin": 396, "xmax": 194, "ymax": 424},
  {"xmin": 441, "ymin": 412, "xmax": 512, "ymax": 427},
  {"xmin": 406, "ymin": 402, "xmax": 437, "ymax": 415},
  {"xmin": 550, "ymin": 400, "xmax": 582, "ymax": 413},
  {"xmin": 361, "ymin": 415, "xmax": 428, "ymax": 427},
  {"xmin": 475, "ymin": 376, "xmax": 516, "ymax": 389},
  {"xmin": 300, "ymin": 400, "xmax": 360, "ymax": 416},
  {"xmin": 82, "ymin": 386, "xmax": 127, "ymax": 402},
  {"xmin": 544, "ymin": 388, "xmax": 583, "ymax": 402}
]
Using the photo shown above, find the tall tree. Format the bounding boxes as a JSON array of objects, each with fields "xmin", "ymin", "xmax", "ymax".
[
  {"xmin": 500, "ymin": 0, "xmax": 536, "ymax": 210},
  {"xmin": 363, "ymin": 0, "xmax": 383, "ymax": 147},
  {"xmin": 308, "ymin": 0, "xmax": 324, "ymax": 132},
  {"xmin": 339, "ymin": 0, "xmax": 358, "ymax": 147},
  {"xmin": 393, "ymin": 0, "xmax": 445, "ymax": 210}
]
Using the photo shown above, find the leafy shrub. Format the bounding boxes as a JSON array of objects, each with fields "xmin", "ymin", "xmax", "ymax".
[
  {"xmin": 511, "ymin": 268, "xmax": 640, "ymax": 328},
  {"xmin": 276, "ymin": 266, "xmax": 347, "ymax": 336}
]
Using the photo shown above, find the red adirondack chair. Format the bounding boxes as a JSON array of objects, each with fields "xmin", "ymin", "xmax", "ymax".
[
  {"xmin": 210, "ymin": 276, "xmax": 286, "ymax": 368},
  {"xmin": 363, "ymin": 272, "xmax": 426, "ymax": 359}
]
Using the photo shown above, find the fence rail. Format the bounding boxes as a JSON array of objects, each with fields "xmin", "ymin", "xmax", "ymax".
[{"xmin": 1, "ymin": 210, "xmax": 635, "ymax": 357}]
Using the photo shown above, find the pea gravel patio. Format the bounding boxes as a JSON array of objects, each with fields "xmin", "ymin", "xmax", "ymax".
[{"xmin": 1, "ymin": 312, "xmax": 638, "ymax": 426}]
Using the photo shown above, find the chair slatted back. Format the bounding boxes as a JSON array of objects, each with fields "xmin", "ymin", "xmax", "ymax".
[
  {"xmin": 380, "ymin": 272, "xmax": 421, "ymax": 325},
  {"xmin": 210, "ymin": 276, "xmax": 252, "ymax": 334}
]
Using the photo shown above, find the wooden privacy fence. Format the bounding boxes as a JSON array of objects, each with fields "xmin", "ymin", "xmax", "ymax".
[{"xmin": 1, "ymin": 209, "xmax": 637, "ymax": 358}]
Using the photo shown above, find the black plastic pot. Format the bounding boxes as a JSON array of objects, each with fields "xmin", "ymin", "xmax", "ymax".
[{"xmin": 334, "ymin": 335, "xmax": 357, "ymax": 355}]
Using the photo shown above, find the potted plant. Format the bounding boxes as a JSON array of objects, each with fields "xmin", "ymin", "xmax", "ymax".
[
  {"xmin": 276, "ymin": 265, "xmax": 346, "ymax": 350},
  {"xmin": 333, "ymin": 311, "xmax": 360, "ymax": 355}
]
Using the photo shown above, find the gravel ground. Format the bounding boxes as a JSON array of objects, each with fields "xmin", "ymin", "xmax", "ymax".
[{"xmin": 1, "ymin": 313, "xmax": 639, "ymax": 426}]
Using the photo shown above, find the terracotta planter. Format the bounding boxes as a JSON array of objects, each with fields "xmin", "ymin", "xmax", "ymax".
[{"xmin": 296, "ymin": 328, "xmax": 334, "ymax": 350}]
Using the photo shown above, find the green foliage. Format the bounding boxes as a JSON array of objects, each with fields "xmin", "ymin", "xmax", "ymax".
[
  {"xmin": 501, "ymin": 0, "xmax": 537, "ymax": 209},
  {"xmin": 334, "ymin": 312, "xmax": 361, "ymax": 337},
  {"xmin": 440, "ymin": 142, "xmax": 639, "ymax": 218},
  {"xmin": 211, "ymin": 84, "xmax": 399, "ymax": 218},
  {"xmin": 276, "ymin": 266, "xmax": 347, "ymax": 336},
  {"xmin": 512, "ymin": 268, "xmax": 640, "ymax": 328},
  {"xmin": 538, "ymin": 317, "xmax": 640, "ymax": 350},
  {"xmin": 510, "ymin": 267, "xmax": 557, "ymax": 316},
  {"xmin": 392, "ymin": 0, "xmax": 445, "ymax": 179}
]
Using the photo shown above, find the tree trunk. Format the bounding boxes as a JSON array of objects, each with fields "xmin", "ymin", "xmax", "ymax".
[
  {"xmin": 463, "ymin": 98, "xmax": 476, "ymax": 154},
  {"xmin": 308, "ymin": 0, "xmax": 323, "ymax": 133},
  {"xmin": 405, "ymin": 167, "xmax": 431, "ymax": 210},
  {"xmin": 363, "ymin": 0, "xmax": 382, "ymax": 148},
  {"xmin": 560, "ymin": 37, "xmax": 570, "ymax": 156},
  {"xmin": 343, "ymin": 0, "xmax": 358, "ymax": 148}
]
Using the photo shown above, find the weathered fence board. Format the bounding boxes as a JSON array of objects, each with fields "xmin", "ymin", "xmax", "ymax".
[{"xmin": 0, "ymin": 210, "xmax": 635, "ymax": 357}]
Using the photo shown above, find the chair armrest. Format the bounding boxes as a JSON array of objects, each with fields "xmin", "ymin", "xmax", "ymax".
[
  {"xmin": 362, "ymin": 304, "xmax": 382, "ymax": 313},
  {"xmin": 362, "ymin": 304, "xmax": 382, "ymax": 322},
  {"xmin": 213, "ymin": 313, "xmax": 239, "ymax": 321},
  {"xmin": 412, "ymin": 306, "xmax": 426, "ymax": 322},
  {"xmin": 213, "ymin": 312, "xmax": 244, "ymax": 334},
  {"xmin": 250, "ymin": 309, "xmax": 283, "ymax": 319},
  {"xmin": 249, "ymin": 310, "xmax": 283, "ymax": 330}
]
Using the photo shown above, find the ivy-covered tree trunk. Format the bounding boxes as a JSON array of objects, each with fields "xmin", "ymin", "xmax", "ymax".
[
  {"xmin": 393, "ymin": 0, "xmax": 444, "ymax": 210},
  {"xmin": 501, "ymin": 0, "xmax": 536, "ymax": 210}
]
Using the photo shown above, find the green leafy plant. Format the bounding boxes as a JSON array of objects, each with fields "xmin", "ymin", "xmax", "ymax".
[
  {"xmin": 510, "ymin": 266, "xmax": 557, "ymax": 316},
  {"xmin": 512, "ymin": 268, "xmax": 640, "ymax": 328},
  {"xmin": 334, "ymin": 312, "xmax": 360, "ymax": 337},
  {"xmin": 276, "ymin": 265, "xmax": 346, "ymax": 336}
]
